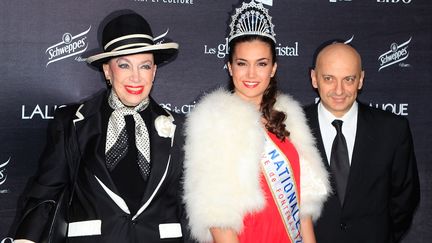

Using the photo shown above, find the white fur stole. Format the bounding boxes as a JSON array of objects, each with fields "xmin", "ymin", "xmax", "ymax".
[{"xmin": 183, "ymin": 89, "xmax": 329, "ymax": 242}]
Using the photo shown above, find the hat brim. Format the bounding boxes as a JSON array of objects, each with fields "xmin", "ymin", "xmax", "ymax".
[{"xmin": 86, "ymin": 42, "xmax": 179, "ymax": 68}]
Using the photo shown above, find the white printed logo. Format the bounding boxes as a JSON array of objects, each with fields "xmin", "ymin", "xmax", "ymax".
[
  {"xmin": 204, "ymin": 38, "xmax": 299, "ymax": 61},
  {"xmin": 132, "ymin": 0, "xmax": 195, "ymax": 5},
  {"xmin": 46, "ymin": 26, "xmax": 91, "ymax": 66},
  {"xmin": 21, "ymin": 104, "xmax": 66, "ymax": 120},
  {"xmin": 369, "ymin": 102, "xmax": 409, "ymax": 116},
  {"xmin": 329, "ymin": 0, "xmax": 352, "ymax": 3},
  {"xmin": 160, "ymin": 101, "xmax": 196, "ymax": 114},
  {"xmin": 344, "ymin": 35, "xmax": 354, "ymax": 44},
  {"xmin": 257, "ymin": 0, "xmax": 273, "ymax": 6},
  {"xmin": 377, "ymin": 0, "xmax": 412, "ymax": 4},
  {"xmin": 0, "ymin": 157, "xmax": 10, "ymax": 186},
  {"xmin": 378, "ymin": 37, "xmax": 411, "ymax": 71}
]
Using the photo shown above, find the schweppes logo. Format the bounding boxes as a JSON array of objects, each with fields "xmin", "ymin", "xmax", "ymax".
[
  {"xmin": 45, "ymin": 26, "xmax": 91, "ymax": 66},
  {"xmin": 378, "ymin": 37, "xmax": 411, "ymax": 71}
]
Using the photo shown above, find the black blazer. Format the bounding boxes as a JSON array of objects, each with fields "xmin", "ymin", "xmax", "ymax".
[
  {"xmin": 305, "ymin": 102, "xmax": 420, "ymax": 243},
  {"xmin": 15, "ymin": 90, "xmax": 192, "ymax": 243}
]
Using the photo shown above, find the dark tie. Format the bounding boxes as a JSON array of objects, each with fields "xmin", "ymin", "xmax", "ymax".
[{"xmin": 330, "ymin": 119, "xmax": 350, "ymax": 205}]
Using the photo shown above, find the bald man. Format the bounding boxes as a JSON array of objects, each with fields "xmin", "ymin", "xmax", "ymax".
[{"xmin": 304, "ymin": 42, "xmax": 420, "ymax": 243}]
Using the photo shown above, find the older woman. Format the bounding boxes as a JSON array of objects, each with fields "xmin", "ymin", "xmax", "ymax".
[
  {"xmin": 183, "ymin": 1, "xmax": 330, "ymax": 243},
  {"xmin": 14, "ymin": 11, "xmax": 189, "ymax": 243}
]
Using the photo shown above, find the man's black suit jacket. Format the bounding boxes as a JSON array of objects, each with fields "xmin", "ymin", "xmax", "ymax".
[{"xmin": 305, "ymin": 102, "xmax": 420, "ymax": 243}]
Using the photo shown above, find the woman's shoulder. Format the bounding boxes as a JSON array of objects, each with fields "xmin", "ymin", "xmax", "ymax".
[
  {"xmin": 190, "ymin": 88, "xmax": 257, "ymax": 118},
  {"xmin": 54, "ymin": 90, "xmax": 107, "ymax": 122},
  {"xmin": 54, "ymin": 103, "xmax": 82, "ymax": 121},
  {"xmin": 192, "ymin": 88, "xmax": 236, "ymax": 110},
  {"xmin": 274, "ymin": 93, "xmax": 305, "ymax": 120}
]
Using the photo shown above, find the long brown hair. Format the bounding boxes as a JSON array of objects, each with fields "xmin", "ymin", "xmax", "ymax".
[{"xmin": 228, "ymin": 35, "xmax": 290, "ymax": 140}]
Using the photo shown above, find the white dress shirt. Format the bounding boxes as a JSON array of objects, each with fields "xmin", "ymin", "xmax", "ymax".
[{"xmin": 317, "ymin": 102, "xmax": 358, "ymax": 165}]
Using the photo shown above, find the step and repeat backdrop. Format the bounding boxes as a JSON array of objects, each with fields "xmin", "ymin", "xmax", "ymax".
[{"xmin": 0, "ymin": 0, "xmax": 431, "ymax": 242}]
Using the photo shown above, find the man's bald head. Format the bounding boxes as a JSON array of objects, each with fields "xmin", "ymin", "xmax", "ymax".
[
  {"xmin": 311, "ymin": 42, "xmax": 365, "ymax": 118},
  {"xmin": 315, "ymin": 43, "xmax": 363, "ymax": 71}
]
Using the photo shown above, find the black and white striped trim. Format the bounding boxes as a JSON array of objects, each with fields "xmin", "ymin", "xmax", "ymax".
[{"xmin": 104, "ymin": 34, "xmax": 154, "ymax": 51}]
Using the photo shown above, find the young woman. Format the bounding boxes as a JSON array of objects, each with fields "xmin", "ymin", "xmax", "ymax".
[{"xmin": 183, "ymin": 1, "xmax": 330, "ymax": 242}]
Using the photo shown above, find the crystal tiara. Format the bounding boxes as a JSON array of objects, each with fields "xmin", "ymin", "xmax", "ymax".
[{"xmin": 228, "ymin": 0, "xmax": 276, "ymax": 43}]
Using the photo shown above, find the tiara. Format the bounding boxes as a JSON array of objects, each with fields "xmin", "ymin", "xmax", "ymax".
[{"xmin": 228, "ymin": 0, "xmax": 276, "ymax": 43}]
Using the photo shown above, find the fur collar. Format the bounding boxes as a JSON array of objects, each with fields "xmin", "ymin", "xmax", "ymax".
[{"xmin": 183, "ymin": 89, "xmax": 329, "ymax": 242}]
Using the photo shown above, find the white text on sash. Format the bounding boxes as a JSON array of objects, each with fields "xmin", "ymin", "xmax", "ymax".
[{"xmin": 261, "ymin": 133, "xmax": 302, "ymax": 243}]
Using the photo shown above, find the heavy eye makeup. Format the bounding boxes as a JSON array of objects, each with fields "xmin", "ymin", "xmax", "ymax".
[
  {"xmin": 116, "ymin": 58, "xmax": 130, "ymax": 69},
  {"xmin": 139, "ymin": 62, "xmax": 153, "ymax": 70},
  {"xmin": 115, "ymin": 58, "xmax": 153, "ymax": 70}
]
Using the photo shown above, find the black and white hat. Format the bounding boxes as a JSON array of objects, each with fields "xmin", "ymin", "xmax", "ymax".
[{"xmin": 86, "ymin": 11, "xmax": 178, "ymax": 67}]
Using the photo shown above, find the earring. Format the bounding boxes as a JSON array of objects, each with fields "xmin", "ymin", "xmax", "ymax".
[{"xmin": 106, "ymin": 78, "xmax": 112, "ymax": 86}]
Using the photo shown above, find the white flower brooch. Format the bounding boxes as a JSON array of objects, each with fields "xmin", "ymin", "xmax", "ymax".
[{"xmin": 154, "ymin": 115, "xmax": 176, "ymax": 140}]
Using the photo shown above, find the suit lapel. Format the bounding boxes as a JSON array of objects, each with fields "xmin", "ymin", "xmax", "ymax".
[
  {"xmin": 343, "ymin": 103, "xmax": 375, "ymax": 205},
  {"xmin": 73, "ymin": 91, "xmax": 119, "ymax": 194},
  {"xmin": 136, "ymin": 99, "xmax": 173, "ymax": 216},
  {"xmin": 306, "ymin": 104, "xmax": 331, "ymax": 170}
]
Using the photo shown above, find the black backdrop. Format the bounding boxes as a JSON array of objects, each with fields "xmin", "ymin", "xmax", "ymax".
[{"xmin": 1, "ymin": 0, "xmax": 431, "ymax": 242}]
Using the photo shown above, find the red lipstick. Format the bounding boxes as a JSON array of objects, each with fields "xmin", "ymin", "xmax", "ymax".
[{"xmin": 125, "ymin": 85, "xmax": 144, "ymax": 95}]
